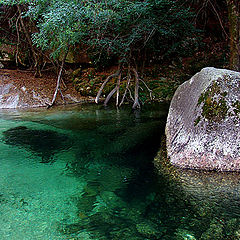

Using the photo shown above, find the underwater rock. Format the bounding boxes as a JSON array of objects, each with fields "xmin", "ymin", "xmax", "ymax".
[
  {"xmin": 174, "ymin": 229, "xmax": 196, "ymax": 240},
  {"xmin": 76, "ymin": 232, "xmax": 93, "ymax": 240},
  {"xmin": 107, "ymin": 121, "xmax": 161, "ymax": 154},
  {"xmin": 2, "ymin": 126, "xmax": 72, "ymax": 163},
  {"xmin": 154, "ymin": 143, "xmax": 240, "ymax": 239},
  {"xmin": 200, "ymin": 222, "xmax": 223, "ymax": 240},
  {"xmin": 166, "ymin": 67, "xmax": 240, "ymax": 171},
  {"xmin": 136, "ymin": 221, "xmax": 162, "ymax": 238},
  {"xmin": 91, "ymin": 191, "xmax": 126, "ymax": 215}
]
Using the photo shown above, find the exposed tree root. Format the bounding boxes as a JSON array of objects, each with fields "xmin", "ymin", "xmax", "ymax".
[
  {"xmin": 132, "ymin": 67, "xmax": 140, "ymax": 109},
  {"xmin": 120, "ymin": 66, "xmax": 131, "ymax": 107},
  {"xmin": 140, "ymin": 79, "xmax": 153, "ymax": 100},
  {"xmin": 96, "ymin": 63, "xmax": 152, "ymax": 109},
  {"xmin": 95, "ymin": 64, "xmax": 122, "ymax": 104},
  {"xmin": 104, "ymin": 86, "xmax": 118, "ymax": 106}
]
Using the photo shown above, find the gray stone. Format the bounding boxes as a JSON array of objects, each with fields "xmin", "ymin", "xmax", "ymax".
[
  {"xmin": 0, "ymin": 70, "xmax": 87, "ymax": 109},
  {"xmin": 166, "ymin": 67, "xmax": 240, "ymax": 171}
]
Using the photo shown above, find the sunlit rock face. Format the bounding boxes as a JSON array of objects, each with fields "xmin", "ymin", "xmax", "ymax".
[{"xmin": 166, "ymin": 67, "xmax": 240, "ymax": 171}]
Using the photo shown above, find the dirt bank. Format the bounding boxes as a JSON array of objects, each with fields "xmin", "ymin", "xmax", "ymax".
[{"xmin": 0, "ymin": 69, "xmax": 93, "ymax": 109}]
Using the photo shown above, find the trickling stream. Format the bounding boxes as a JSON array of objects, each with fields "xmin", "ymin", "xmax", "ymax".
[{"xmin": 0, "ymin": 103, "xmax": 240, "ymax": 240}]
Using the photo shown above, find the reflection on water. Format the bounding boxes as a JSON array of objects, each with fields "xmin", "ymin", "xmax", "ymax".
[{"xmin": 0, "ymin": 103, "xmax": 240, "ymax": 239}]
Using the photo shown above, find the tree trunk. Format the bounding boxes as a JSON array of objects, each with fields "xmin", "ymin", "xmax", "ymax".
[
  {"xmin": 48, "ymin": 50, "xmax": 68, "ymax": 108},
  {"xmin": 17, "ymin": 5, "xmax": 41, "ymax": 76},
  {"xmin": 226, "ymin": 0, "xmax": 240, "ymax": 71}
]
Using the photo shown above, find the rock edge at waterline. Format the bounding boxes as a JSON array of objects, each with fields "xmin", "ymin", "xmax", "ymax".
[
  {"xmin": 165, "ymin": 67, "xmax": 240, "ymax": 171},
  {"xmin": 0, "ymin": 69, "xmax": 93, "ymax": 109}
]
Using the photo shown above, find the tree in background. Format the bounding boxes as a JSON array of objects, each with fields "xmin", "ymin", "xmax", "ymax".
[
  {"xmin": 226, "ymin": 0, "xmax": 240, "ymax": 71},
  {"xmin": 0, "ymin": 2, "xmax": 45, "ymax": 76},
  {"xmin": 188, "ymin": 0, "xmax": 240, "ymax": 71},
  {"xmin": 1, "ymin": 0, "xmax": 198, "ymax": 108}
]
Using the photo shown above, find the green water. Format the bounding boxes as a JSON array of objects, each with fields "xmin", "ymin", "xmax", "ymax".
[{"xmin": 1, "ymin": 104, "xmax": 240, "ymax": 240}]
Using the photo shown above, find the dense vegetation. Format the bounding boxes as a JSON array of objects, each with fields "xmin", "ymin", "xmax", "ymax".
[{"xmin": 0, "ymin": 0, "xmax": 239, "ymax": 108}]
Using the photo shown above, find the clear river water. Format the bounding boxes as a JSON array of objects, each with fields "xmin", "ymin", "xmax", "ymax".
[{"xmin": 0, "ymin": 103, "xmax": 240, "ymax": 240}]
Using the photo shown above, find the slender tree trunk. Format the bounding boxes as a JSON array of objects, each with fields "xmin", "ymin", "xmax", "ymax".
[
  {"xmin": 226, "ymin": 0, "xmax": 240, "ymax": 71},
  {"xmin": 48, "ymin": 50, "xmax": 68, "ymax": 108},
  {"xmin": 17, "ymin": 5, "xmax": 41, "ymax": 76}
]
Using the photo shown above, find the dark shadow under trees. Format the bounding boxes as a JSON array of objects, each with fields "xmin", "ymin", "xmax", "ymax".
[{"xmin": 2, "ymin": 0, "xmax": 200, "ymax": 108}]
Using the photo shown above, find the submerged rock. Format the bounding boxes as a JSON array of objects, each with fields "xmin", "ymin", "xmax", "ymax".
[
  {"xmin": 2, "ymin": 126, "xmax": 72, "ymax": 163},
  {"xmin": 136, "ymin": 221, "xmax": 162, "ymax": 238},
  {"xmin": 174, "ymin": 229, "xmax": 196, "ymax": 240},
  {"xmin": 166, "ymin": 67, "xmax": 240, "ymax": 171},
  {"xmin": 200, "ymin": 221, "xmax": 223, "ymax": 240}
]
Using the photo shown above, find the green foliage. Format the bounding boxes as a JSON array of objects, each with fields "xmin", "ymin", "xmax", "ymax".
[{"xmin": 2, "ymin": 0, "xmax": 198, "ymax": 64}]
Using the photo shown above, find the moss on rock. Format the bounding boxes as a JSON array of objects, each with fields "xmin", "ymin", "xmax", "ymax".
[
  {"xmin": 197, "ymin": 81, "xmax": 229, "ymax": 123},
  {"xmin": 233, "ymin": 100, "xmax": 240, "ymax": 115}
]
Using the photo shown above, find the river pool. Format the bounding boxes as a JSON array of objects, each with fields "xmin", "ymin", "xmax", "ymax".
[{"xmin": 0, "ymin": 103, "xmax": 240, "ymax": 240}]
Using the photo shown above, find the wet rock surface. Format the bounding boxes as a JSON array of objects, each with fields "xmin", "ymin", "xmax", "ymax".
[{"xmin": 166, "ymin": 67, "xmax": 240, "ymax": 171}]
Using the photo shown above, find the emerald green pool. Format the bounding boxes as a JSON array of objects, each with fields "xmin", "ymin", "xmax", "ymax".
[{"xmin": 0, "ymin": 104, "xmax": 240, "ymax": 240}]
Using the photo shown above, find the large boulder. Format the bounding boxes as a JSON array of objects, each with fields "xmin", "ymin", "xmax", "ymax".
[{"xmin": 166, "ymin": 67, "xmax": 240, "ymax": 171}]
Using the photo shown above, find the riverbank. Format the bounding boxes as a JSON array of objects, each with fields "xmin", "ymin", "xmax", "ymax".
[{"xmin": 0, "ymin": 69, "xmax": 93, "ymax": 109}]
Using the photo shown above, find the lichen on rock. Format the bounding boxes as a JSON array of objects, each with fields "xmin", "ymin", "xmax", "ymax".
[
  {"xmin": 165, "ymin": 67, "xmax": 240, "ymax": 171},
  {"xmin": 197, "ymin": 80, "xmax": 229, "ymax": 123}
]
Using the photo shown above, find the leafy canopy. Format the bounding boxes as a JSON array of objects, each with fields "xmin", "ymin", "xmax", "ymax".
[{"xmin": 2, "ymin": 0, "xmax": 198, "ymax": 64}]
